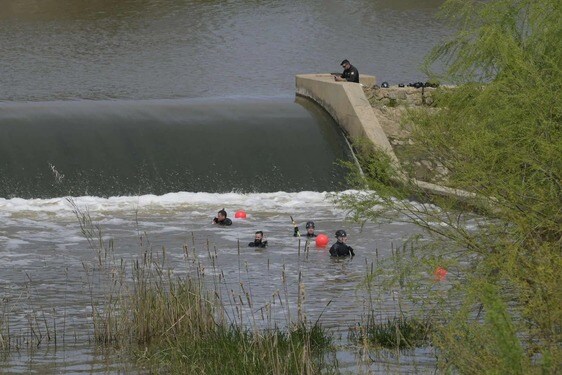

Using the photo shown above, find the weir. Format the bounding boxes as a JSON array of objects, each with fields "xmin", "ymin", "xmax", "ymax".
[
  {"xmin": 295, "ymin": 74, "xmax": 478, "ymax": 202},
  {"xmin": 0, "ymin": 98, "xmax": 355, "ymax": 198},
  {"xmin": 295, "ymin": 74, "xmax": 399, "ymax": 167}
]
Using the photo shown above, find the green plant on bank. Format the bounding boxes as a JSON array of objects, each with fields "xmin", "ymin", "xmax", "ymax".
[
  {"xmin": 347, "ymin": 242, "xmax": 442, "ymax": 354},
  {"xmin": 73, "ymin": 206, "xmax": 338, "ymax": 374},
  {"xmin": 142, "ymin": 321, "xmax": 335, "ymax": 375},
  {"xmin": 128, "ymin": 251, "xmax": 336, "ymax": 374},
  {"xmin": 338, "ymin": 0, "xmax": 561, "ymax": 373},
  {"xmin": 340, "ymin": 137, "xmax": 396, "ymax": 190},
  {"xmin": 349, "ymin": 315, "xmax": 431, "ymax": 349}
]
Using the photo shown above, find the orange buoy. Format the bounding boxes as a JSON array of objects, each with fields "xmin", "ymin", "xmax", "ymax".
[
  {"xmin": 315, "ymin": 233, "xmax": 329, "ymax": 247},
  {"xmin": 434, "ymin": 267, "xmax": 448, "ymax": 281},
  {"xmin": 234, "ymin": 210, "xmax": 247, "ymax": 219}
]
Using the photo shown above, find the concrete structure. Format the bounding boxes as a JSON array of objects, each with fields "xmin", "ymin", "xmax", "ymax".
[
  {"xmin": 295, "ymin": 73, "xmax": 478, "ymax": 202},
  {"xmin": 295, "ymin": 74, "xmax": 400, "ymax": 167}
]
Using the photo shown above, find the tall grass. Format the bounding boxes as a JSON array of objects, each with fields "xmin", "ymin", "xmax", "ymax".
[
  {"xmin": 0, "ymin": 276, "xmax": 66, "ymax": 352},
  {"xmin": 347, "ymin": 243, "xmax": 437, "ymax": 355},
  {"xmin": 73, "ymin": 205, "xmax": 338, "ymax": 374},
  {"xmin": 349, "ymin": 315, "xmax": 431, "ymax": 349},
  {"xmin": 1, "ymin": 202, "xmax": 436, "ymax": 373}
]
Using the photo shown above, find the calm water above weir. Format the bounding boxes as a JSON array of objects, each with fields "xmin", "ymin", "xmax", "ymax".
[
  {"xmin": 1, "ymin": 0, "xmax": 448, "ymax": 101},
  {"xmin": 1, "ymin": 0, "xmax": 451, "ymax": 373}
]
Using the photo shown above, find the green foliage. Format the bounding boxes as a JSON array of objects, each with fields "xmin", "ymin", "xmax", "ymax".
[
  {"xmin": 425, "ymin": 0, "xmax": 562, "ymax": 85},
  {"xmin": 434, "ymin": 282, "xmax": 530, "ymax": 374},
  {"xmin": 143, "ymin": 323, "xmax": 336, "ymax": 375},
  {"xmin": 289, "ymin": 321, "xmax": 333, "ymax": 352},
  {"xmin": 339, "ymin": 137, "xmax": 404, "ymax": 202},
  {"xmin": 71, "ymin": 203, "xmax": 339, "ymax": 374},
  {"xmin": 111, "ymin": 252, "xmax": 337, "ymax": 374},
  {"xmin": 339, "ymin": 0, "xmax": 562, "ymax": 372},
  {"xmin": 80, "ymin": 228, "xmax": 338, "ymax": 374},
  {"xmin": 349, "ymin": 315, "xmax": 431, "ymax": 349},
  {"xmin": 352, "ymin": 137, "xmax": 397, "ymax": 187}
]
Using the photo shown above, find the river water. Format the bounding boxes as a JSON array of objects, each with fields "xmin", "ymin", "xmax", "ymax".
[{"xmin": 0, "ymin": 0, "xmax": 451, "ymax": 373}]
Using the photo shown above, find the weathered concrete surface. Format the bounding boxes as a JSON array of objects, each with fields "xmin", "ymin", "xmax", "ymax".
[
  {"xmin": 295, "ymin": 74, "xmax": 399, "ymax": 166},
  {"xmin": 295, "ymin": 74, "xmax": 478, "ymax": 202}
]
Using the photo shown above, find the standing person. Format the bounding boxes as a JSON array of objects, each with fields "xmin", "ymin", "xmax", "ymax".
[
  {"xmin": 212, "ymin": 208, "xmax": 232, "ymax": 226},
  {"xmin": 329, "ymin": 230, "xmax": 355, "ymax": 257},
  {"xmin": 248, "ymin": 231, "xmax": 268, "ymax": 248},
  {"xmin": 334, "ymin": 59, "xmax": 359, "ymax": 83}
]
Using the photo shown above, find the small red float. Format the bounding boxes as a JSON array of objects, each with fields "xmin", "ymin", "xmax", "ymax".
[
  {"xmin": 234, "ymin": 210, "xmax": 247, "ymax": 219},
  {"xmin": 315, "ymin": 233, "xmax": 329, "ymax": 247},
  {"xmin": 434, "ymin": 267, "xmax": 448, "ymax": 281}
]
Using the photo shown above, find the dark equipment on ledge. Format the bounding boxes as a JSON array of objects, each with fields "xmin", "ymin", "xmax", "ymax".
[
  {"xmin": 407, "ymin": 81, "xmax": 439, "ymax": 88},
  {"xmin": 408, "ymin": 82, "xmax": 424, "ymax": 88}
]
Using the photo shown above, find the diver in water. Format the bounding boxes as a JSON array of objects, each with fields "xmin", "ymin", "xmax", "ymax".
[
  {"xmin": 329, "ymin": 230, "xmax": 355, "ymax": 257},
  {"xmin": 248, "ymin": 231, "xmax": 268, "ymax": 248},
  {"xmin": 212, "ymin": 208, "xmax": 232, "ymax": 226},
  {"xmin": 294, "ymin": 221, "xmax": 317, "ymax": 238}
]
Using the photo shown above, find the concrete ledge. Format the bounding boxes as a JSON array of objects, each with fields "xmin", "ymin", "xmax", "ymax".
[
  {"xmin": 295, "ymin": 73, "xmax": 480, "ymax": 203},
  {"xmin": 295, "ymin": 74, "xmax": 399, "ymax": 166}
]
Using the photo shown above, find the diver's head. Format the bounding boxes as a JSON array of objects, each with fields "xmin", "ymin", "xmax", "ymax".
[
  {"xmin": 335, "ymin": 229, "xmax": 347, "ymax": 242},
  {"xmin": 217, "ymin": 208, "xmax": 227, "ymax": 221}
]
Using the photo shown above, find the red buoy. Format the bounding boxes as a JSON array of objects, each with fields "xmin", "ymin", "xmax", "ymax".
[
  {"xmin": 234, "ymin": 210, "xmax": 247, "ymax": 219},
  {"xmin": 315, "ymin": 233, "xmax": 329, "ymax": 247},
  {"xmin": 434, "ymin": 267, "xmax": 448, "ymax": 281}
]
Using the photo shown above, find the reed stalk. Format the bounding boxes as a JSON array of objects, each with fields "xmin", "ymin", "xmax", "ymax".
[{"xmin": 69, "ymin": 204, "xmax": 338, "ymax": 374}]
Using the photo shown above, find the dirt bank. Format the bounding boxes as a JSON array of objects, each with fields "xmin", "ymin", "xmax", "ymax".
[{"xmin": 363, "ymin": 85, "xmax": 448, "ymax": 183}]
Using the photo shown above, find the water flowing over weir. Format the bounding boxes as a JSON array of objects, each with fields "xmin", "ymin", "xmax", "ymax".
[{"xmin": 0, "ymin": 97, "xmax": 354, "ymax": 198}]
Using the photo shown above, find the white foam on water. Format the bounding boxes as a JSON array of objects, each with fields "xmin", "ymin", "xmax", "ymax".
[
  {"xmin": 3, "ymin": 238, "xmax": 31, "ymax": 250},
  {"xmin": 0, "ymin": 190, "xmax": 343, "ymax": 216}
]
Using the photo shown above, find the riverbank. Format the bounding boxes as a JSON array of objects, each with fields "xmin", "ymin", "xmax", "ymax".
[
  {"xmin": 363, "ymin": 85, "xmax": 449, "ymax": 183},
  {"xmin": 295, "ymin": 75, "xmax": 470, "ymax": 202}
]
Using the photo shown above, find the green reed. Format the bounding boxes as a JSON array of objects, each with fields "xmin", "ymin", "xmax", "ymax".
[
  {"xmin": 72, "ymin": 204, "xmax": 338, "ymax": 374},
  {"xmin": 0, "ymin": 274, "xmax": 68, "ymax": 353},
  {"xmin": 1, "ymin": 203, "xmax": 435, "ymax": 375},
  {"xmin": 349, "ymin": 315, "xmax": 431, "ymax": 349}
]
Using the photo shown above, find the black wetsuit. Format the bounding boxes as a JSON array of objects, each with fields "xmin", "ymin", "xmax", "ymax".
[
  {"xmin": 341, "ymin": 65, "xmax": 359, "ymax": 83},
  {"xmin": 213, "ymin": 218, "xmax": 232, "ymax": 226},
  {"xmin": 329, "ymin": 242, "xmax": 355, "ymax": 257},
  {"xmin": 248, "ymin": 240, "xmax": 268, "ymax": 248}
]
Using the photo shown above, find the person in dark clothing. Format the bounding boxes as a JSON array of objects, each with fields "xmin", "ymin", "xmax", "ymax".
[
  {"xmin": 334, "ymin": 59, "xmax": 359, "ymax": 83},
  {"xmin": 329, "ymin": 229, "xmax": 355, "ymax": 257},
  {"xmin": 293, "ymin": 221, "xmax": 317, "ymax": 238},
  {"xmin": 212, "ymin": 208, "xmax": 232, "ymax": 226},
  {"xmin": 248, "ymin": 231, "xmax": 268, "ymax": 248}
]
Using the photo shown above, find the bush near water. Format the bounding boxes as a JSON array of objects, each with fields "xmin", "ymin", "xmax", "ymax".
[{"xmin": 341, "ymin": 0, "xmax": 561, "ymax": 373}]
